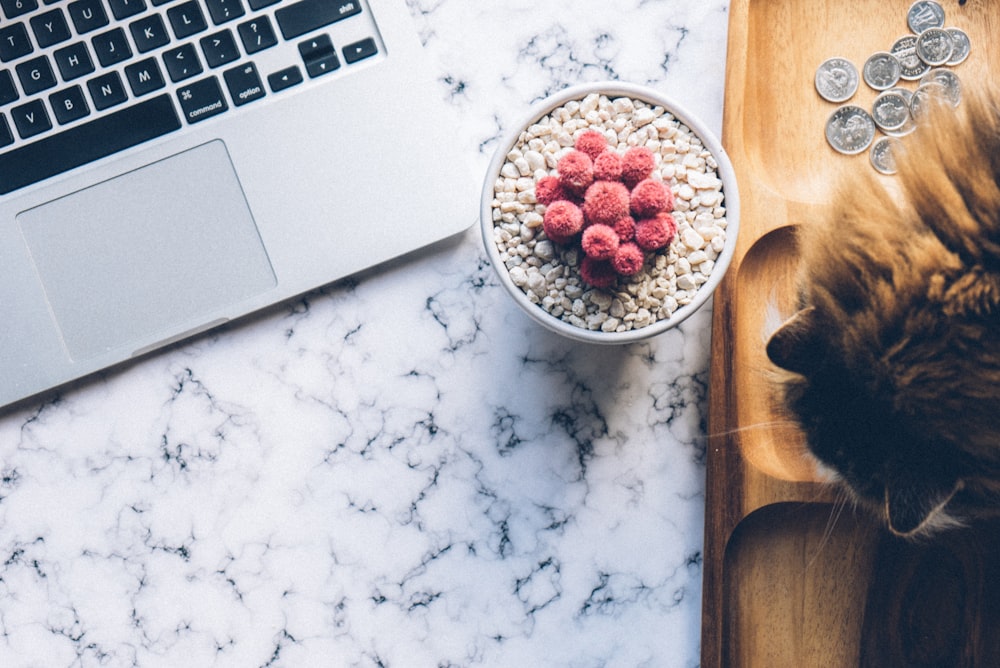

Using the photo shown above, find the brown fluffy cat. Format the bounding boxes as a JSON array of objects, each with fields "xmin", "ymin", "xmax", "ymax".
[{"xmin": 766, "ymin": 86, "xmax": 1000, "ymax": 538}]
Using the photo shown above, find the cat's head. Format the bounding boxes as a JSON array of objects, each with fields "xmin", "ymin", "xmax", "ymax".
[{"xmin": 766, "ymin": 88, "xmax": 1000, "ymax": 538}]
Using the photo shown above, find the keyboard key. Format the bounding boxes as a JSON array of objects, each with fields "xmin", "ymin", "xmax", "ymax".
[
  {"xmin": 343, "ymin": 36, "xmax": 376, "ymax": 64},
  {"xmin": 0, "ymin": 69, "xmax": 19, "ymax": 105},
  {"xmin": 298, "ymin": 34, "xmax": 338, "ymax": 78},
  {"xmin": 87, "ymin": 70, "xmax": 127, "ymax": 109},
  {"xmin": 49, "ymin": 84, "xmax": 89, "ymax": 124},
  {"xmin": 1, "ymin": 0, "xmax": 38, "ymax": 20},
  {"xmin": 199, "ymin": 29, "xmax": 238, "ymax": 68},
  {"xmin": 125, "ymin": 56, "xmax": 165, "ymax": 96},
  {"xmin": 163, "ymin": 42, "xmax": 202, "ymax": 81},
  {"xmin": 167, "ymin": 1, "xmax": 208, "ymax": 39},
  {"xmin": 237, "ymin": 16, "xmax": 276, "ymax": 54},
  {"xmin": 53, "ymin": 42, "xmax": 95, "ymax": 80},
  {"xmin": 205, "ymin": 0, "xmax": 243, "ymax": 25},
  {"xmin": 0, "ymin": 95, "xmax": 181, "ymax": 194},
  {"xmin": 275, "ymin": 0, "xmax": 360, "ymax": 40},
  {"xmin": 266, "ymin": 65, "xmax": 301, "ymax": 92},
  {"xmin": 130, "ymin": 13, "xmax": 169, "ymax": 52},
  {"xmin": 68, "ymin": 0, "xmax": 109, "ymax": 34},
  {"xmin": 30, "ymin": 8, "xmax": 72, "ymax": 48},
  {"xmin": 176, "ymin": 75, "xmax": 227, "ymax": 123},
  {"xmin": 0, "ymin": 115, "xmax": 12, "ymax": 147},
  {"xmin": 10, "ymin": 99, "xmax": 51, "ymax": 139},
  {"xmin": 108, "ymin": 0, "xmax": 145, "ymax": 20},
  {"xmin": 223, "ymin": 62, "xmax": 263, "ymax": 106},
  {"xmin": 92, "ymin": 27, "xmax": 132, "ymax": 67},
  {"xmin": 0, "ymin": 24, "xmax": 33, "ymax": 63},
  {"xmin": 16, "ymin": 55, "xmax": 57, "ymax": 95},
  {"xmin": 247, "ymin": 0, "xmax": 277, "ymax": 9}
]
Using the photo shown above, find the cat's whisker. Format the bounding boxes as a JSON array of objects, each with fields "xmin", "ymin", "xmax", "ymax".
[
  {"xmin": 806, "ymin": 488, "xmax": 852, "ymax": 570},
  {"xmin": 706, "ymin": 420, "xmax": 803, "ymax": 440}
]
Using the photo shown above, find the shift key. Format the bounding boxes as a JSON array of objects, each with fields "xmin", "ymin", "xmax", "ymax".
[
  {"xmin": 275, "ymin": 0, "xmax": 361, "ymax": 40},
  {"xmin": 176, "ymin": 75, "xmax": 228, "ymax": 124}
]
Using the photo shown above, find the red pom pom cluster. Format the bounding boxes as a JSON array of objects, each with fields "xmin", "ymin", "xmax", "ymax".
[{"xmin": 540, "ymin": 132, "xmax": 676, "ymax": 287}]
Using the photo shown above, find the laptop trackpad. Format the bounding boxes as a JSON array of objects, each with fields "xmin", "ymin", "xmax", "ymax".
[{"xmin": 17, "ymin": 141, "xmax": 276, "ymax": 361}]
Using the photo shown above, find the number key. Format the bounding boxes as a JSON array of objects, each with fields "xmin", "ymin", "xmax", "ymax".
[{"xmin": 1, "ymin": 0, "xmax": 39, "ymax": 20}]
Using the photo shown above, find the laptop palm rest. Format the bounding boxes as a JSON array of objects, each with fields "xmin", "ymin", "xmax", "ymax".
[{"xmin": 16, "ymin": 140, "xmax": 276, "ymax": 362}]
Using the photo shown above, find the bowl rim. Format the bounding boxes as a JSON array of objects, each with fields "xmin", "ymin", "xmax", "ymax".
[{"xmin": 480, "ymin": 81, "xmax": 741, "ymax": 344}]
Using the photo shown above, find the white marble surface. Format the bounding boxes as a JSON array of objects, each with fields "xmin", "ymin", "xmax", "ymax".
[{"xmin": 0, "ymin": 1, "xmax": 730, "ymax": 666}]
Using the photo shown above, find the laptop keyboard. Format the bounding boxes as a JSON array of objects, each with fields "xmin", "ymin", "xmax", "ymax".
[{"xmin": 0, "ymin": 0, "xmax": 380, "ymax": 195}]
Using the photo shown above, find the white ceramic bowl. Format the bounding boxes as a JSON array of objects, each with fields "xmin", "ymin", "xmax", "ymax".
[{"xmin": 481, "ymin": 81, "xmax": 740, "ymax": 344}]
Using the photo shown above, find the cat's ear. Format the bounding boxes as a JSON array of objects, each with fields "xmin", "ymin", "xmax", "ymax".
[
  {"xmin": 766, "ymin": 307, "xmax": 824, "ymax": 375},
  {"xmin": 884, "ymin": 468, "xmax": 962, "ymax": 538}
]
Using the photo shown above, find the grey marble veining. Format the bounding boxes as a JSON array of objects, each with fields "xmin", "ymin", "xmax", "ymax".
[{"xmin": 0, "ymin": 1, "xmax": 730, "ymax": 665}]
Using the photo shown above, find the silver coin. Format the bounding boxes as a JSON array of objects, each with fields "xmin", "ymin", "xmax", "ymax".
[
  {"xmin": 907, "ymin": 0, "xmax": 946, "ymax": 34},
  {"xmin": 916, "ymin": 27, "xmax": 953, "ymax": 66},
  {"xmin": 945, "ymin": 27, "xmax": 971, "ymax": 65},
  {"xmin": 910, "ymin": 81, "xmax": 948, "ymax": 120},
  {"xmin": 870, "ymin": 137, "xmax": 901, "ymax": 175},
  {"xmin": 863, "ymin": 51, "xmax": 901, "ymax": 90},
  {"xmin": 919, "ymin": 67, "xmax": 962, "ymax": 107},
  {"xmin": 891, "ymin": 35, "xmax": 931, "ymax": 80},
  {"xmin": 825, "ymin": 105, "xmax": 876, "ymax": 155},
  {"xmin": 871, "ymin": 90, "xmax": 911, "ymax": 132},
  {"xmin": 882, "ymin": 115, "xmax": 917, "ymax": 137},
  {"xmin": 815, "ymin": 57, "xmax": 860, "ymax": 102},
  {"xmin": 889, "ymin": 87, "xmax": 914, "ymax": 105}
]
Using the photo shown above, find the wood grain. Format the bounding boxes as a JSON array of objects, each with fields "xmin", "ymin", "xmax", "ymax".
[{"xmin": 702, "ymin": 1, "xmax": 1000, "ymax": 666}]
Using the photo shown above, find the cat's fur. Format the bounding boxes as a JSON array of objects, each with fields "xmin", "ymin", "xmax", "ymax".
[{"xmin": 767, "ymin": 87, "xmax": 1000, "ymax": 538}]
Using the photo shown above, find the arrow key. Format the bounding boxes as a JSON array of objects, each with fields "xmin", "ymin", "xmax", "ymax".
[
  {"xmin": 297, "ymin": 34, "xmax": 339, "ymax": 78},
  {"xmin": 343, "ymin": 37, "xmax": 377, "ymax": 64},
  {"xmin": 267, "ymin": 65, "xmax": 302, "ymax": 92}
]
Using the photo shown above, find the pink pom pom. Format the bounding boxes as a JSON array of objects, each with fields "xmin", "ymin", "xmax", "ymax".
[
  {"xmin": 535, "ymin": 175, "xmax": 566, "ymax": 206},
  {"xmin": 543, "ymin": 200, "xmax": 584, "ymax": 243},
  {"xmin": 621, "ymin": 146, "xmax": 656, "ymax": 187},
  {"xmin": 612, "ymin": 215, "xmax": 636, "ymax": 242},
  {"xmin": 557, "ymin": 150, "xmax": 594, "ymax": 194},
  {"xmin": 612, "ymin": 242, "xmax": 645, "ymax": 276},
  {"xmin": 630, "ymin": 179, "xmax": 672, "ymax": 218},
  {"xmin": 582, "ymin": 181, "xmax": 630, "ymax": 227},
  {"xmin": 581, "ymin": 224, "xmax": 620, "ymax": 260},
  {"xmin": 575, "ymin": 130, "xmax": 608, "ymax": 160},
  {"xmin": 593, "ymin": 151, "xmax": 623, "ymax": 182},
  {"xmin": 635, "ymin": 212, "xmax": 677, "ymax": 251},
  {"xmin": 579, "ymin": 256, "xmax": 618, "ymax": 288}
]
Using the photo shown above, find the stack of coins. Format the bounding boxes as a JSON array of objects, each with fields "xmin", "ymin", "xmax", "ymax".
[{"xmin": 815, "ymin": 0, "xmax": 971, "ymax": 174}]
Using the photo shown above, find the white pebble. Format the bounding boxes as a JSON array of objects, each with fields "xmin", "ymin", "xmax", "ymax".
[
  {"xmin": 681, "ymin": 228, "xmax": 707, "ymax": 251},
  {"xmin": 509, "ymin": 265, "xmax": 528, "ymax": 287}
]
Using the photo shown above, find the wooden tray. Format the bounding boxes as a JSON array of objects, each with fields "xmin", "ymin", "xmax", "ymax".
[{"xmin": 702, "ymin": 1, "xmax": 1000, "ymax": 666}]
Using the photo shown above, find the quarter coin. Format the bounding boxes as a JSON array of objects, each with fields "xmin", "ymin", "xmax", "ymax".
[
  {"xmin": 945, "ymin": 27, "xmax": 971, "ymax": 65},
  {"xmin": 916, "ymin": 27, "xmax": 953, "ymax": 66},
  {"xmin": 863, "ymin": 52, "xmax": 901, "ymax": 90},
  {"xmin": 907, "ymin": 0, "xmax": 946, "ymax": 34},
  {"xmin": 891, "ymin": 35, "xmax": 931, "ymax": 80},
  {"xmin": 825, "ymin": 105, "xmax": 876, "ymax": 155},
  {"xmin": 870, "ymin": 137, "xmax": 901, "ymax": 175},
  {"xmin": 871, "ymin": 90, "xmax": 911, "ymax": 132},
  {"xmin": 815, "ymin": 57, "xmax": 860, "ymax": 102}
]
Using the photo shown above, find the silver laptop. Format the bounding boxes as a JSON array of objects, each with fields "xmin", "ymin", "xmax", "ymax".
[{"xmin": 0, "ymin": 0, "xmax": 475, "ymax": 409}]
